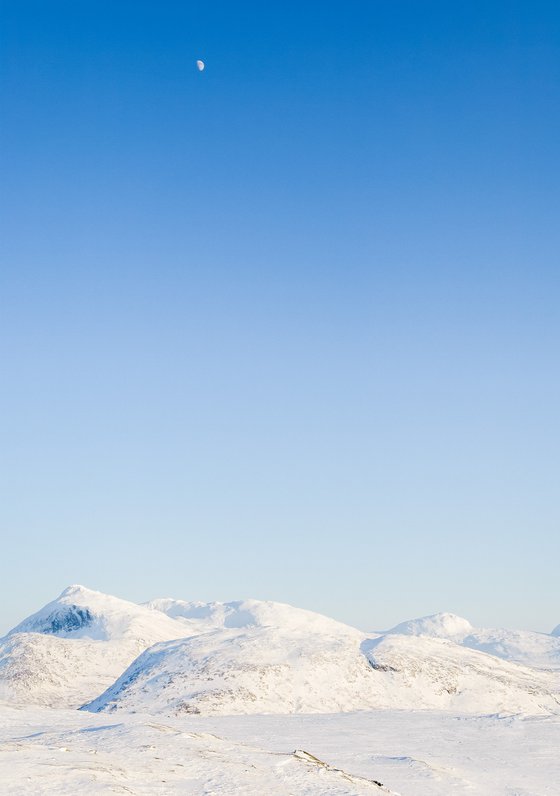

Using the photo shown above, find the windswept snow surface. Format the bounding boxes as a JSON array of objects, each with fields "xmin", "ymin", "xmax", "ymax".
[{"xmin": 1, "ymin": 705, "xmax": 560, "ymax": 795}]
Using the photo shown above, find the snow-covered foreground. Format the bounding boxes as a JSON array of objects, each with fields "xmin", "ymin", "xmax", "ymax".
[{"xmin": 1, "ymin": 704, "xmax": 559, "ymax": 795}]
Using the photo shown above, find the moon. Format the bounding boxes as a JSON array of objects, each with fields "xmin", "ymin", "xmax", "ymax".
[{"xmin": 196, "ymin": 60, "xmax": 205, "ymax": 72}]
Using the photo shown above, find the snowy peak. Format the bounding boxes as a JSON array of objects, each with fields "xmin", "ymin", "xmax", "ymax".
[
  {"xmin": 8, "ymin": 585, "xmax": 121, "ymax": 639},
  {"xmin": 8, "ymin": 585, "xmax": 105, "ymax": 639},
  {"xmin": 8, "ymin": 584, "xmax": 184, "ymax": 643},
  {"xmin": 59, "ymin": 584, "xmax": 98, "ymax": 600},
  {"xmin": 0, "ymin": 585, "xmax": 193, "ymax": 708},
  {"xmin": 387, "ymin": 612, "xmax": 474, "ymax": 641}
]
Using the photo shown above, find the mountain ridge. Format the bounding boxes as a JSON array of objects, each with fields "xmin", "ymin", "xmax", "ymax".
[{"xmin": 2, "ymin": 586, "xmax": 560, "ymax": 715}]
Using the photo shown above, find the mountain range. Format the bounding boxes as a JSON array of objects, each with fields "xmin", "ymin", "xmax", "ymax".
[{"xmin": 1, "ymin": 585, "xmax": 559, "ymax": 716}]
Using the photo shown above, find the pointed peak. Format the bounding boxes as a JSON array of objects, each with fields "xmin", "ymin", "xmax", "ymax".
[{"xmin": 58, "ymin": 584, "xmax": 98, "ymax": 600}]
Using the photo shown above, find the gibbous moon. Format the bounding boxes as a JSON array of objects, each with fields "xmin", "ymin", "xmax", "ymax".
[{"xmin": 196, "ymin": 60, "xmax": 205, "ymax": 72}]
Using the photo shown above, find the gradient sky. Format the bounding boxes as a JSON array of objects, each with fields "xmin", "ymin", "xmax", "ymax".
[{"xmin": 1, "ymin": 1, "xmax": 559, "ymax": 634}]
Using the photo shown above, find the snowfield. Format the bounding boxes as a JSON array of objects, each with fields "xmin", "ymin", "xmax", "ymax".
[
  {"xmin": 2, "ymin": 704, "xmax": 560, "ymax": 795},
  {"xmin": 1, "ymin": 585, "xmax": 560, "ymax": 794}
]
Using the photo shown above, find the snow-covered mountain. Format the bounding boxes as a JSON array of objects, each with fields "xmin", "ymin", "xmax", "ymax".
[
  {"xmin": 9, "ymin": 584, "xmax": 187, "ymax": 643},
  {"xmin": 386, "ymin": 612, "xmax": 560, "ymax": 671},
  {"xmin": 83, "ymin": 600, "xmax": 560, "ymax": 717},
  {"xmin": 0, "ymin": 586, "xmax": 188, "ymax": 707},
  {"xmin": 3, "ymin": 587, "xmax": 560, "ymax": 716},
  {"xmin": 83, "ymin": 605, "xmax": 374, "ymax": 715}
]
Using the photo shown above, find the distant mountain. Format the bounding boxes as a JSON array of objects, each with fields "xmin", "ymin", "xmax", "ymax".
[
  {"xmin": 0, "ymin": 585, "xmax": 188, "ymax": 707},
  {"xmin": 386, "ymin": 612, "xmax": 560, "ymax": 671},
  {"xmin": 386, "ymin": 612, "xmax": 474, "ymax": 640}
]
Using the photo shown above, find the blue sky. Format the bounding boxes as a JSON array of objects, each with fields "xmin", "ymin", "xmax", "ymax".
[{"xmin": 1, "ymin": 1, "xmax": 559, "ymax": 633}]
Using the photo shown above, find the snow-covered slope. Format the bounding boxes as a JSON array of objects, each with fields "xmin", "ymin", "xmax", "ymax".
[
  {"xmin": 461, "ymin": 628, "xmax": 560, "ymax": 670},
  {"xmin": 0, "ymin": 586, "xmax": 188, "ymax": 707},
  {"xmin": 83, "ymin": 601, "xmax": 560, "ymax": 717},
  {"xmin": 386, "ymin": 612, "xmax": 560, "ymax": 671},
  {"xmin": 364, "ymin": 634, "xmax": 559, "ymax": 713},
  {"xmin": 5, "ymin": 707, "xmax": 560, "ymax": 796},
  {"xmin": 84, "ymin": 604, "xmax": 373, "ymax": 715}
]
